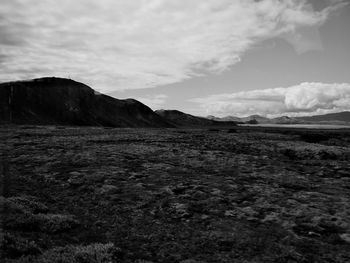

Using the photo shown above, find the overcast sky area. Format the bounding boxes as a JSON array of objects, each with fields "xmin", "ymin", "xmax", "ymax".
[{"xmin": 1, "ymin": 0, "xmax": 350, "ymax": 117}]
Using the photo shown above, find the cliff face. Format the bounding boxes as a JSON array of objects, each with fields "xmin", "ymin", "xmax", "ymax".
[{"xmin": 0, "ymin": 77, "xmax": 173, "ymax": 127}]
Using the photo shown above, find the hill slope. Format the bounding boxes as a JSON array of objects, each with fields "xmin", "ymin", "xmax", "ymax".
[
  {"xmin": 156, "ymin": 109, "xmax": 236, "ymax": 127},
  {"xmin": 0, "ymin": 77, "xmax": 172, "ymax": 127}
]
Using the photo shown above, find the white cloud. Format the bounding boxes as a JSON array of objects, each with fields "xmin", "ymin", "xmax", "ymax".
[
  {"xmin": 134, "ymin": 94, "xmax": 168, "ymax": 110},
  {"xmin": 190, "ymin": 83, "xmax": 350, "ymax": 117},
  {"xmin": 0, "ymin": 0, "xmax": 346, "ymax": 91}
]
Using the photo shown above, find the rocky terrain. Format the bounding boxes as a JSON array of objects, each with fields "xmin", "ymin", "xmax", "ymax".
[{"xmin": 1, "ymin": 126, "xmax": 350, "ymax": 262}]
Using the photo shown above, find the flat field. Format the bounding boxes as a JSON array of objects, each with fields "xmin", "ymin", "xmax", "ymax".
[{"xmin": 1, "ymin": 126, "xmax": 350, "ymax": 263}]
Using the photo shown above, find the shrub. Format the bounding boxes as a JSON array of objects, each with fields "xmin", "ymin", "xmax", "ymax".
[
  {"xmin": 36, "ymin": 213, "xmax": 80, "ymax": 233},
  {"xmin": 4, "ymin": 212, "xmax": 40, "ymax": 231},
  {"xmin": 227, "ymin": 129, "xmax": 237, "ymax": 133},
  {"xmin": 1, "ymin": 232, "xmax": 42, "ymax": 258},
  {"xmin": 280, "ymin": 148, "xmax": 298, "ymax": 160},
  {"xmin": 299, "ymin": 133, "xmax": 330, "ymax": 143},
  {"xmin": 7, "ymin": 196, "xmax": 49, "ymax": 214},
  {"xmin": 3, "ymin": 196, "xmax": 79, "ymax": 233},
  {"xmin": 7, "ymin": 243, "xmax": 121, "ymax": 263}
]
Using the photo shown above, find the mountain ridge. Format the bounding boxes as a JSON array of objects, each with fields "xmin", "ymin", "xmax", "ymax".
[
  {"xmin": 155, "ymin": 109, "xmax": 237, "ymax": 127},
  {"xmin": 207, "ymin": 112, "xmax": 350, "ymax": 125}
]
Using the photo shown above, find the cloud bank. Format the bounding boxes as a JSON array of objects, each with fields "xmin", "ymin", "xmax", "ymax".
[
  {"xmin": 190, "ymin": 83, "xmax": 350, "ymax": 117},
  {"xmin": 0, "ymin": 0, "xmax": 346, "ymax": 91}
]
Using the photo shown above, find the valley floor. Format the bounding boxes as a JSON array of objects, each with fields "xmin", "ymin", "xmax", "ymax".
[{"xmin": 1, "ymin": 126, "xmax": 350, "ymax": 262}]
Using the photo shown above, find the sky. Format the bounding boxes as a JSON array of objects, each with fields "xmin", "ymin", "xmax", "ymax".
[{"xmin": 1, "ymin": 0, "xmax": 350, "ymax": 117}]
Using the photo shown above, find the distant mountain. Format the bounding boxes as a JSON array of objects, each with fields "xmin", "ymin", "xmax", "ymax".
[
  {"xmin": 206, "ymin": 111, "xmax": 350, "ymax": 125},
  {"xmin": 0, "ymin": 77, "xmax": 173, "ymax": 127},
  {"xmin": 241, "ymin": 115, "xmax": 270, "ymax": 123},
  {"xmin": 207, "ymin": 115, "xmax": 242, "ymax": 122},
  {"xmin": 296, "ymin": 111, "xmax": 350, "ymax": 123},
  {"xmin": 156, "ymin": 110, "xmax": 237, "ymax": 127},
  {"xmin": 271, "ymin": 116, "xmax": 298, "ymax": 124},
  {"xmin": 207, "ymin": 114, "xmax": 270, "ymax": 124}
]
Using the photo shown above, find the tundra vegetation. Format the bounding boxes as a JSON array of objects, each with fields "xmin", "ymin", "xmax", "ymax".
[{"xmin": 1, "ymin": 126, "xmax": 350, "ymax": 262}]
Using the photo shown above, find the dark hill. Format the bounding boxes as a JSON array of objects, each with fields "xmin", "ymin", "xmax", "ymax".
[
  {"xmin": 155, "ymin": 109, "xmax": 237, "ymax": 127},
  {"xmin": 0, "ymin": 77, "xmax": 172, "ymax": 127}
]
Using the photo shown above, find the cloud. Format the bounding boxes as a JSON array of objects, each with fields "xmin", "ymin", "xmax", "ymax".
[
  {"xmin": 190, "ymin": 82, "xmax": 350, "ymax": 117},
  {"xmin": 134, "ymin": 94, "xmax": 168, "ymax": 110},
  {"xmin": 0, "ymin": 0, "xmax": 346, "ymax": 91}
]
